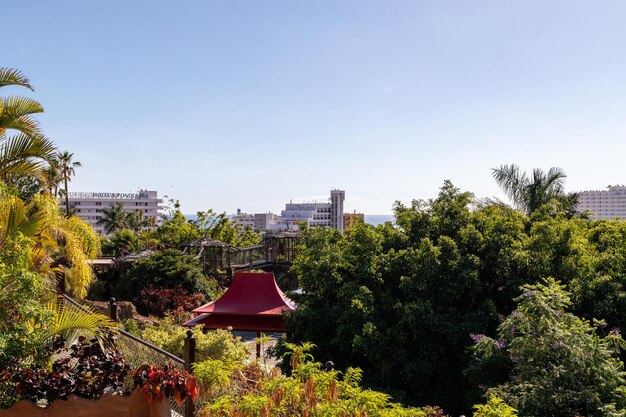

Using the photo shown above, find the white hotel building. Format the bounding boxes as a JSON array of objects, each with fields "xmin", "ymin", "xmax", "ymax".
[
  {"xmin": 61, "ymin": 190, "xmax": 162, "ymax": 234},
  {"xmin": 577, "ymin": 185, "xmax": 626, "ymax": 220}
]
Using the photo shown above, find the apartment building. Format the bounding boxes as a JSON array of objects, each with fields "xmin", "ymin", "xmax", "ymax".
[{"xmin": 577, "ymin": 185, "xmax": 626, "ymax": 220}]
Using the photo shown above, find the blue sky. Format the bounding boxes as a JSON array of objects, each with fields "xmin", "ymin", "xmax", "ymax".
[{"xmin": 4, "ymin": 1, "xmax": 626, "ymax": 214}]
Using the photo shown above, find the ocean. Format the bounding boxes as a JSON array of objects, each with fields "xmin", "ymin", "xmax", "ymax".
[{"xmin": 364, "ymin": 214, "xmax": 395, "ymax": 226}]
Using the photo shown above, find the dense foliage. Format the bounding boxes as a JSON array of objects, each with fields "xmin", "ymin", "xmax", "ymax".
[
  {"xmin": 100, "ymin": 204, "xmax": 261, "ymax": 256},
  {"xmin": 133, "ymin": 364, "xmax": 198, "ymax": 406},
  {"xmin": 473, "ymin": 280, "xmax": 626, "ymax": 417},
  {"xmin": 1, "ymin": 337, "xmax": 130, "ymax": 406},
  {"xmin": 196, "ymin": 343, "xmax": 437, "ymax": 417},
  {"xmin": 127, "ymin": 316, "xmax": 249, "ymax": 363},
  {"xmin": 287, "ymin": 180, "xmax": 626, "ymax": 413},
  {"xmin": 114, "ymin": 248, "xmax": 219, "ymax": 308},
  {"xmin": 135, "ymin": 285, "xmax": 205, "ymax": 317}
]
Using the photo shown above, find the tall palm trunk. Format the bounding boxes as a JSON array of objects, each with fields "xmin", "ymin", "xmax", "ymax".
[{"xmin": 64, "ymin": 174, "xmax": 69, "ymax": 218}]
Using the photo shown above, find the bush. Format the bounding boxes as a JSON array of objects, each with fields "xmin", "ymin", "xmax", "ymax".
[
  {"xmin": 197, "ymin": 342, "xmax": 434, "ymax": 417},
  {"xmin": 1, "ymin": 337, "xmax": 130, "ymax": 407},
  {"xmin": 472, "ymin": 279, "xmax": 626, "ymax": 416},
  {"xmin": 114, "ymin": 249, "xmax": 220, "ymax": 312},
  {"xmin": 137, "ymin": 316, "xmax": 249, "ymax": 363},
  {"xmin": 134, "ymin": 285, "xmax": 205, "ymax": 317},
  {"xmin": 473, "ymin": 395, "xmax": 518, "ymax": 417}
]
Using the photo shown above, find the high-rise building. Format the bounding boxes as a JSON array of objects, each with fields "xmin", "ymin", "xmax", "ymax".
[
  {"xmin": 61, "ymin": 190, "xmax": 162, "ymax": 235},
  {"xmin": 577, "ymin": 185, "xmax": 626, "ymax": 220},
  {"xmin": 330, "ymin": 189, "xmax": 345, "ymax": 233}
]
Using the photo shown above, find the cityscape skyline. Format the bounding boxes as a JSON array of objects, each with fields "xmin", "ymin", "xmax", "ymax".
[{"xmin": 4, "ymin": 1, "xmax": 626, "ymax": 214}]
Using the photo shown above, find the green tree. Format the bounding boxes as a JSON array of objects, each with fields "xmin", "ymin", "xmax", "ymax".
[
  {"xmin": 57, "ymin": 151, "xmax": 81, "ymax": 217},
  {"xmin": 114, "ymin": 248, "xmax": 219, "ymax": 307},
  {"xmin": 473, "ymin": 279, "xmax": 626, "ymax": 417},
  {"xmin": 492, "ymin": 164, "xmax": 579, "ymax": 216}
]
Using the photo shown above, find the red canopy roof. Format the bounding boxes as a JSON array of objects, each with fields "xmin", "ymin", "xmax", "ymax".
[{"xmin": 183, "ymin": 272, "xmax": 295, "ymax": 332}]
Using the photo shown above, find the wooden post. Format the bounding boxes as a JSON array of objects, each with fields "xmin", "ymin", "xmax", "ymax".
[
  {"xmin": 109, "ymin": 297, "xmax": 118, "ymax": 322},
  {"xmin": 256, "ymin": 331, "xmax": 262, "ymax": 359},
  {"xmin": 184, "ymin": 330, "xmax": 196, "ymax": 417}
]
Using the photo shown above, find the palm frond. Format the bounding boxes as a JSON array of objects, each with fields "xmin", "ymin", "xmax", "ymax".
[
  {"xmin": 0, "ymin": 133, "xmax": 57, "ymax": 180},
  {"xmin": 1, "ymin": 96, "xmax": 44, "ymax": 116},
  {"xmin": 0, "ymin": 194, "xmax": 46, "ymax": 252},
  {"xmin": 47, "ymin": 297, "xmax": 118, "ymax": 348},
  {"xmin": 0, "ymin": 68, "xmax": 33, "ymax": 90},
  {"xmin": 492, "ymin": 164, "xmax": 529, "ymax": 211}
]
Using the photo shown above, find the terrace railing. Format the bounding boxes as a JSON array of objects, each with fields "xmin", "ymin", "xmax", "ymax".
[{"xmin": 59, "ymin": 294, "xmax": 197, "ymax": 417}]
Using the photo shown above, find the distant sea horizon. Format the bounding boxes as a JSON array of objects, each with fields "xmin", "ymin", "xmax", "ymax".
[{"xmin": 184, "ymin": 214, "xmax": 395, "ymax": 226}]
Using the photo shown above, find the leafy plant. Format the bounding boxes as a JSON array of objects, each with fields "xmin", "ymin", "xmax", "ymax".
[
  {"xmin": 2, "ymin": 337, "xmax": 131, "ymax": 406},
  {"xmin": 473, "ymin": 395, "xmax": 518, "ymax": 417},
  {"xmin": 134, "ymin": 285, "xmax": 205, "ymax": 318},
  {"xmin": 472, "ymin": 279, "xmax": 626, "ymax": 417},
  {"xmin": 137, "ymin": 316, "xmax": 249, "ymax": 363},
  {"xmin": 114, "ymin": 248, "xmax": 219, "ymax": 308},
  {"xmin": 132, "ymin": 364, "xmax": 198, "ymax": 406},
  {"xmin": 197, "ymin": 343, "xmax": 432, "ymax": 417}
]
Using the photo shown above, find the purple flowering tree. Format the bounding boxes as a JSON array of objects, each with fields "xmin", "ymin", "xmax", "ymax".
[{"xmin": 471, "ymin": 278, "xmax": 626, "ymax": 417}]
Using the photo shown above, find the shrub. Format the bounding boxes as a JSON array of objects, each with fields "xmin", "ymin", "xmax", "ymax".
[
  {"xmin": 134, "ymin": 285, "xmax": 205, "ymax": 317},
  {"xmin": 197, "ymin": 343, "xmax": 433, "ymax": 417},
  {"xmin": 472, "ymin": 279, "xmax": 626, "ymax": 416},
  {"xmin": 473, "ymin": 395, "xmax": 518, "ymax": 417},
  {"xmin": 138, "ymin": 316, "xmax": 249, "ymax": 363},
  {"xmin": 132, "ymin": 364, "xmax": 198, "ymax": 406},
  {"xmin": 1, "ymin": 337, "xmax": 130, "ymax": 407},
  {"xmin": 114, "ymin": 249, "xmax": 220, "ymax": 312}
]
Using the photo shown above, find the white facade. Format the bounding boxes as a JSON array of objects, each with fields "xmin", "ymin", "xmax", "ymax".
[
  {"xmin": 236, "ymin": 189, "xmax": 347, "ymax": 233},
  {"xmin": 61, "ymin": 190, "xmax": 162, "ymax": 235},
  {"xmin": 578, "ymin": 185, "xmax": 626, "ymax": 220},
  {"xmin": 281, "ymin": 202, "xmax": 332, "ymax": 228},
  {"xmin": 234, "ymin": 210, "xmax": 255, "ymax": 229}
]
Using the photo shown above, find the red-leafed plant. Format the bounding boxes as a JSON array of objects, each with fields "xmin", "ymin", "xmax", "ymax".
[
  {"xmin": 1, "ymin": 337, "xmax": 131, "ymax": 406},
  {"xmin": 132, "ymin": 364, "xmax": 199, "ymax": 406},
  {"xmin": 134, "ymin": 285, "xmax": 205, "ymax": 317}
]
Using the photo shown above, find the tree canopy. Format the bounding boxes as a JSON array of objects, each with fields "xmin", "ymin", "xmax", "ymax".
[{"xmin": 286, "ymin": 180, "xmax": 626, "ymax": 414}]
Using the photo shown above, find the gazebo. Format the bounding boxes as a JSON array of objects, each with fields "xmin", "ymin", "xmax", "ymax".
[{"xmin": 183, "ymin": 272, "xmax": 296, "ymax": 356}]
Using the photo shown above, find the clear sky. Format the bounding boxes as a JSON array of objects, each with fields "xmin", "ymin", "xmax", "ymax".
[{"xmin": 4, "ymin": 1, "xmax": 626, "ymax": 214}]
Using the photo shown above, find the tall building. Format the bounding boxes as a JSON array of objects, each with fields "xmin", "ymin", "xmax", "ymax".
[
  {"xmin": 330, "ymin": 189, "xmax": 345, "ymax": 233},
  {"xmin": 61, "ymin": 190, "xmax": 162, "ymax": 235},
  {"xmin": 577, "ymin": 185, "xmax": 626, "ymax": 220},
  {"xmin": 280, "ymin": 189, "xmax": 345, "ymax": 232},
  {"xmin": 235, "ymin": 189, "xmax": 347, "ymax": 233}
]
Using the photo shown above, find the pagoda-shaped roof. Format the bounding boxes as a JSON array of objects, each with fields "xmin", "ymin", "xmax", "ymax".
[{"xmin": 183, "ymin": 272, "xmax": 295, "ymax": 332}]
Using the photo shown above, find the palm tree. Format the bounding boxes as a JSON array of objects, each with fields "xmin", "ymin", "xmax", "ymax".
[
  {"xmin": 492, "ymin": 164, "xmax": 579, "ymax": 215},
  {"xmin": 0, "ymin": 192, "xmax": 101, "ymax": 299},
  {"xmin": 42, "ymin": 163, "xmax": 63, "ymax": 196},
  {"xmin": 126, "ymin": 210, "xmax": 150, "ymax": 232},
  {"xmin": 0, "ymin": 68, "xmax": 57, "ymax": 182},
  {"xmin": 57, "ymin": 151, "xmax": 81, "ymax": 217},
  {"xmin": 96, "ymin": 203, "xmax": 129, "ymax": 235}
]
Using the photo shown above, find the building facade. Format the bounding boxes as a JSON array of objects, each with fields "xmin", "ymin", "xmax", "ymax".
[
  {"xmin": 343, "ymin": 212, "xmax": 365, "ymax": 231},
  {"xmin": 577, "ymin": 185, "xmax": 626, "ymax": 220},
  {"xmin": 330, "ymin": 189, "xmax": 345, "ymax": 233},
  {"xmin": 234, "ymin": 189, "xmax": 347, "ymax": 233},
  {"xmin": 61, "ymin": 190, "xmax": 162, "ymax": 235}
]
